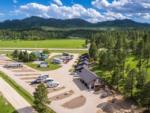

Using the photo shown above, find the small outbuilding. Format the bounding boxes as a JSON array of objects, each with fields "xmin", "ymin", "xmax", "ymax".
[
  {"xmin": 39, "ymin": 62, "xmax": 48, "ymax": 68},
  {"xmin": 77, "ymin": 68, "xmax": 101, "ymax": 90}
]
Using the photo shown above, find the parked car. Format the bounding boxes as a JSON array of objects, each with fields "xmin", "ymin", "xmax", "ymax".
[
  {"xmin": 37, "ymin": 74, "xmax": 49, "ymax": 79},
  {"xmin": 31, "ymin": 78, "xmax": 44, "ymax": 84},
  {"xmin": 52, "ymin": 58, "xmax": 62, "ymax": 64},
  {"xmin": 38, "ymin": 62, "xmax": 49, "ymax": 68},
  {"xmin": 44, "ymin": 78, "xmax": 54, "ymax": 83},
  {"xmin": 30, "ymin": 74, "xmax": 49, "ymax": 85},
  {"xmin": 46, "ymin": 81, "xmax": 59, "ymax": 88}
]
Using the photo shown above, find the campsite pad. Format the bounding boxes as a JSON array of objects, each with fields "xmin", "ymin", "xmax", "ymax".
[
  {"xmin": 20, "ymin": 76, "xmax": 37, "ymax": 80},
  {"xmin": 10, "ymin": 67, "xmax": 35, "ymax": 72},
  {"xmin": 0, "ymin": 61, "xmax": 12, "ymax": 65},
  {"xmin": 49, "ymin": 90, "xmax": 74, "ymax": 101},
  {"xmin": 48, "ymin": 86, "xmax": 65, "ymax": 93},
  {"xmin": 15, "ymin": 74, "xmax": 40, "ymax": 76},
  {"xmin": 62, "ymin": 95, "xmax": 86, "ymax": 109}
]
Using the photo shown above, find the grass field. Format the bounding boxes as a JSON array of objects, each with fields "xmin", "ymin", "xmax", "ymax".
[
  {"xmin": 0, "ymin": 95, "xmax": 17, "ymax": 113},
  {"xmin": 0, "ymin": 39, "xmax": 85, "ymax": 48}
]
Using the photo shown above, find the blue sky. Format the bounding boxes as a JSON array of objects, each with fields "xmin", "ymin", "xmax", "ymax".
[{"xmin": 0, "ymin": 0, "xmax": 150, "ymax": 23}]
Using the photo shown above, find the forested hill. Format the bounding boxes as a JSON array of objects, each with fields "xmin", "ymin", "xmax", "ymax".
[{"xmin": 0, "ymin": 16, "xmax": 150, "ymax": 29}]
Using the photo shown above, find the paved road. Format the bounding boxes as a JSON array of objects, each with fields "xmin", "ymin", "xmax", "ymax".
[{"xmin": 0, "ymin": 78, "xmax": 36, "ymax": 113}]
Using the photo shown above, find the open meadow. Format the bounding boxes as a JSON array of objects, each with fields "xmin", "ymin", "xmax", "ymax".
[{"xmin": 0, "ymin": 39, "xmax": 85, "ymax": 48}]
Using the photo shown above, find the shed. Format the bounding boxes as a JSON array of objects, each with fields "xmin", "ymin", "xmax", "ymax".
[
  {"xmin": 39, "ymin": 62, "xmax": 48, "ymax": 68},
  {"xmin": 77, "ymin": 68, "xmax": 100, "ymax": 89}
]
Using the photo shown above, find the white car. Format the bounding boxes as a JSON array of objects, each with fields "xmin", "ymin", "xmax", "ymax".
[
  {"xmin": 44, "ymin": 78, "xmax": 54, "ymax": 83},
  {"xmin": 47, "ymin": 81, "xmax": 59, "ymax": 88}
]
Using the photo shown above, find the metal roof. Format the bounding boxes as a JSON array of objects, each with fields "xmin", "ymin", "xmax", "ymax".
[{"xmin": 77, "ymin": 68, "xmax": 98, "ymax": 84}]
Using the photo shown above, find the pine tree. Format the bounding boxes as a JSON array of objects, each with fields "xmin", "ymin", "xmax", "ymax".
[
  {"xmin": 34, "ymin": 83, "xmax": 50, "ymax": 113},
  {"xmin": 89, "ymin": 40, "xmax": 98, "ymax": 61},
  {"xmin": 124, "ymin": 68, "xmax": 137, "ymax": 97}
]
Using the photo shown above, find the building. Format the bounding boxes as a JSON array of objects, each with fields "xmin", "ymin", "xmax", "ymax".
[
  {"xmin": 77, "ymin": 68, "xmax": 101, "ymax": 89},
  {"xmin": 78, "ymin": 60, "xmax": 89, "ymax": 66},
  {"xmin": 39, "ymin": 62, "xmax": 48, "ymax": 68},
  {"xmin": 75, "ymin": 64, "xmax": 88, "ymax": 72}
]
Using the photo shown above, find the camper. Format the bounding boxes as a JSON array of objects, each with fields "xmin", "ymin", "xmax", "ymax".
[
  {"xmin": 52, "ymin": 58, "xmax": 62, "ymax": 64},
  {"xmin": 4, "ymin": 63, "xmax": 23, "ymax": 68}
]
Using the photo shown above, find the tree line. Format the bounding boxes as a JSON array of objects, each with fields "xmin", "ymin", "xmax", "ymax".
[
  {"xmin": 0, "ymin": 29, "xmax": 149, "ymax": 40},
  {"xmin": 89, "ymin": 30, "xmax": 150, "ymax": 112}
]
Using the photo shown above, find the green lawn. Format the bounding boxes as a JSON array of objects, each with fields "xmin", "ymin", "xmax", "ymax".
[
  {"xmin": 0, "ymin": 95, "xmax": 17, "ymax": 113},
  {"xmin": 0, "ymin": 39, "xmax": 85, "ymax": 48},
  {"xmin": 125, "ymin": 55, "xmax": 150, "ymax": 81},
  {"xmin": 26, "ymin": 62, "xmax": 61, "ymax": 71},
  {"xmin": 26, "ymin": 55, "xmax": 61, "ymax": 71}
]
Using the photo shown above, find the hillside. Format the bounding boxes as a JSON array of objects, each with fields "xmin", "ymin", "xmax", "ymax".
[{"xmin": 0, "ymin": 16, "xmax": 150, "ymax": 29}]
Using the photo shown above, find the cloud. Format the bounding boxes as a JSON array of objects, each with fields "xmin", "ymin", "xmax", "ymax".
[
  {"xmin": 136, "ymin": 13, "xmax": 150, "ymax": 20},
  {"xmin": 104, "ymin": 11, "xmax": 127, "ymax": 20},
  {"xmin": 92, "ymin": 0, "xmax": 150, "ymax": 13},
  {"xmin": 13, "ymin": 0, "xmax": 18, "ymax": 4},
  {"xmin": 53, "ymin": 0, "xmax": 63, "ymax": 6},
  {"xmin": 92, "ymin": 0, "xmax": 150, "ymax": 22},
  {"xmin": 0, "ymin": 13, "xmax": 4, "ymax": 16},
  {"xmin": 13, "ymin": 0, "xmax": 150, "ymax": 23},
  {"xmin": 92, "ymin": 0, "xmax": 110, "ymax": 8},
  {"xmin": 14, "ymin": 2, "xmax": 107, "ymax": 23}
]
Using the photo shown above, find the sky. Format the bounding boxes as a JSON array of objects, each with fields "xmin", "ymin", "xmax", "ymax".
[{"xmin": 0, "ymin": 0, "xmax": 150, "ymax": 23}]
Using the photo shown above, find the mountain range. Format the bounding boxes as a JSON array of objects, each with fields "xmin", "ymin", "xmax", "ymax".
[{"xmin": 0, "ymin": 16, "xmax": 150, "ymax": 29}]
